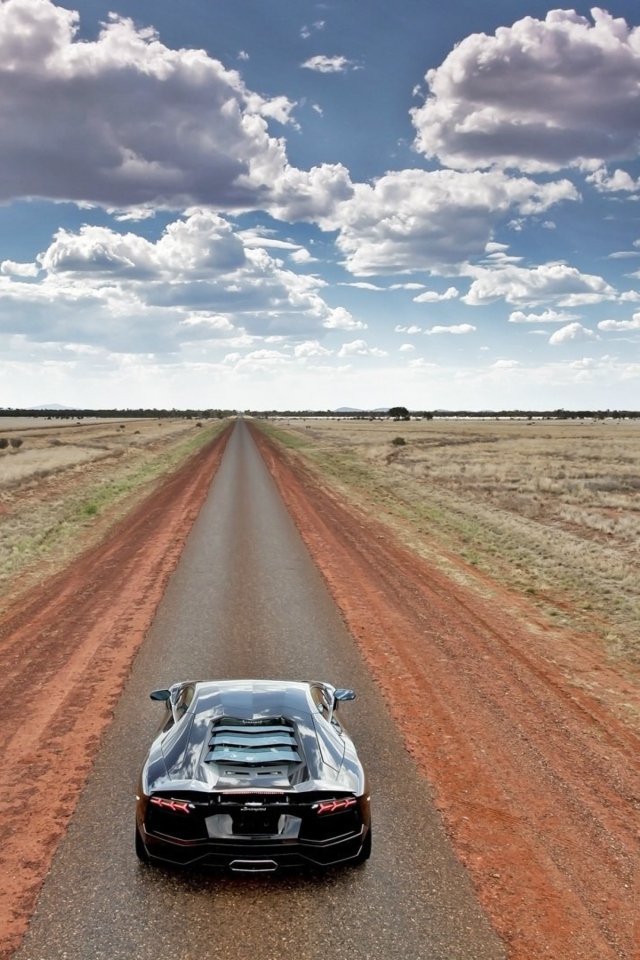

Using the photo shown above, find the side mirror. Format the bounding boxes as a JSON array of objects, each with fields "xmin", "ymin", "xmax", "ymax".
[
  {"xmin": 150, "ymin": 689, "xmax": 171, "ymax": 702},
  {"xmin": 327, "ymin": 688, "xmax": 356, "ymax": 723}
]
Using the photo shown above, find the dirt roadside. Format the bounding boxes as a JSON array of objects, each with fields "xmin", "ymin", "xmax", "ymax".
[
  {"xmin": 0, "ymin": 425, "xmax": 231, "ymax": 960},
  {"xmin": 251, "ymin": 423, "xmax": 640, "ymax": 960}
]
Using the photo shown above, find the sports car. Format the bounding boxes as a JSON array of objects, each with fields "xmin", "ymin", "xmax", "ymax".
[{"xmin": 135, "ymin": 678, "xmax": 371, "ymax": 872}]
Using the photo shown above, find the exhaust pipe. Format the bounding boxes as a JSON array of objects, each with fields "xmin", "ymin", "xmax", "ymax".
[{"xmin": 229, "ymin": 859, "xmax": 278, "ymax": 873}]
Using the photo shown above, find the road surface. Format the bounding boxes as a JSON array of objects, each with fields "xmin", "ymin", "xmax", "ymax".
[{"xmin": 15, "ymin": 419, "xmax": 504, "ymax": 960}]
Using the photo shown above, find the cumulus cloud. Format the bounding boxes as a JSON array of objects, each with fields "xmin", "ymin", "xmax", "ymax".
[
  {"xmin": 399, "ymin": 343, "xmax": 415, "ymax": 352},
  {"xmin": 0, "ymin": 210, "xmax": 357, "ymax": 351},
  {"xmin": 413, "ymin": 286, "xmax": 459, "ymax": 303},
  {"xmin": 294, "ymin": 340, "xmax": 332, "ymax": 358},
  {"xmin": 424, "ymin": 323, "xmax": 476, "ymax": 335},
  {"xmin": 1, "ymin": 260, "xmax": 39, "ymax": 277},
  {"xmin": 267, "ymin": 162, "xmax": 354, "ymax": 223},
  {"xmin": 597, "ymin": 314, "xmax": 640, "ymax": 331},
  {"xmin": 492, "ymin": 359, "xmax": 521, "ymax": 369},
  {"xmin": 411, "ymin": 8, "xmax": 640, "ymax": 173},
  {"xmin": 549, "ymin": 322, "xmax": 597, "ymax": 344},
  {"xmin": 337, "ymin": 339, "xmax": 387, "ymax": 358},
  {"xmin": 301, "ymin": 55, "xmax": 354, "ymax": 73},
  {"xmin": 320, "ymin": 169, "xmax": 576, "ymax": 274},
  {"xmin": 289, "ymin": 248, "xmax": 318, "ymax": 264},
  {"xmin": 323, "ymin": 306, "xmax": 365, "ymax": 330},
  {"xmin": 588, "ymin": 167, "xmax": 640, "ymax": 193},
  {"xmin": 0, "ymin": 0, "xmax": 352, "ymax": 217},
  {"xmin": 223, "ymin": 349, "xmax": 289, "ymax": 372},
  {"xmin": 509, "ymin": 309, "xmax": 581, "ymax": 323},
  {"xmin": 464, "ymin": 263, "xmax": 616, "ymax": 306}
]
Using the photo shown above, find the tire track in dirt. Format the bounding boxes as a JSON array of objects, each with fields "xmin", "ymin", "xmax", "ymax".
[
  {"xmin": 252, "ymin": 423, "xmax": 640, "ymax": 960},
  {"xmin": 0, "ymin": 425, "xmax": 231, "ymax": 959}
]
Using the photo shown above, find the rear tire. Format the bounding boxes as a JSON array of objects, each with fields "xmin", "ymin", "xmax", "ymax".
[
  {"xmin": 135, "ymin": 826, "xmax": 150, "ymax": 863},
  {"xmin": 354, "ymin": 827, "xmax": 372, "ymax": 864}
]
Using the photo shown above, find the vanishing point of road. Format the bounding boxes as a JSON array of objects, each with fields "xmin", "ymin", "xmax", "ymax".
[{"xmin": 15, "ymin": 419, "xmax": 505, "ymax": 960}]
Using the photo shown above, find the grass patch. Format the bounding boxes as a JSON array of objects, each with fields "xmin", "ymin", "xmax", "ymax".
[
  {"xmin": 255, "ymin": 417, "xmax": 640, "ymax": 664},
  {"xmin": 0, "ymin": 420, "xmax": 227, "ymax": 599}
]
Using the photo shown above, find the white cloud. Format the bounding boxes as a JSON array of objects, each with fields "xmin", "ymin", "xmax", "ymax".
[
  {"xmin": 301, "ymin": 21, "xmax": 325, "ymax": 39},
  {"xmin": 301, "ymin": 55, "xmax": 354, "ymax": 74},
  {"xmin": 395, "ymin": 324, "xmax": 422, "ymax": 334},
  {"xmin": 588, "ymin": 167, "xmax": 640, "ymax": 194},
  {"xmin": 413, "ymin": 286, "xmax": 459, "ymax": 303},
  {"xmin": 464, "ymin": 263, "xmax": 616, "ymax": 306},
  {"xmin": 267, "ymin": 162, "xmax": 354, "ymax": 223},
  {"xmin": 424, "ymin": 323, "xmax": 476, "ymax": 335},
  {"xmin": 408, "ymin": 358, "xmax": 438, "ymax": 369},
  {"xmin": 549, "ymin": 322, "xmax": 597, "ymax": 344},
  {"xmin": 323, "ymin": 306, "xmax": 365, "ymax": 330},
  {"xmin": 399, "ymin": 343, "xmax": 415, "ymax": 352},
  {"xmin": 0, "ymin": 210, "xmax": 356, "ymax": 351},
  {"xmin": 337, "ymin": 339, "xmax": 387, "ymax": 358},
  {"xmin": 1, "ymin": 260, "xmax": 39, "ymax": 277},
  {"xmin": 223, "ymin": 349, "xmax": 290, "ymax": 373},
  {"xmin": 492, "ymin": 359, "xmax": 521, "ymax": 369},
  {"xmin": 294, "ymin": 340, "xmax": 332, "ymax": 358},
  {"xmin": 321, "ymin": 168, "xmax": 577, "ymax": 274},
  {"xmin": 411, "ymin": 8, "xmax": 640, "ymax": 173},
  {"xmin": 508, "ymin": 309, "xmax": 581, "ymax": 323},
  {"xmin": 597, "ymin": 314, "xmax": 640, "ymax": 331},
  {"xmin": 389, "ymin": 283, "xmax": 426, "ymax": 291},
  {"xmin": 289, "ymin": 248, "xmax": 318, "ymax": 264},
  {"xmin": 0, "ymin": 0, "xmax": 358, "ymax": 216}
]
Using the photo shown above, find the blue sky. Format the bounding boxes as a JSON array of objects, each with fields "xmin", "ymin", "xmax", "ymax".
[{"xmin": 1, "ymin": 0, "xmax": 640, "ymax": 409}]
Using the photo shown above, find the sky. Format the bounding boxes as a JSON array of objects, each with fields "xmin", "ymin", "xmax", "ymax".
[{"xmin": 1, "ymin": 0, "xmax": 640, "ymax": 410}]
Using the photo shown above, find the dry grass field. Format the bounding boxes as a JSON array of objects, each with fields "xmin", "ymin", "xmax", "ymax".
[
  {"xmin": 260, "ymin": 417, "xmax": 640, "ymax": 667},
  {"xmin": 0, "ymin": 416, "xmax": 227, "ymax": 609}
]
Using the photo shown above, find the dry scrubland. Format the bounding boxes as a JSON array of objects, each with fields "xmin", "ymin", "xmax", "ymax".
[
  {"xmin": 0, "ymin": 416, "xmax": 226, "ymax": 609},
  {"xmin": 262, "ymin": 417, "xmax": 640, "ymax": 669}
]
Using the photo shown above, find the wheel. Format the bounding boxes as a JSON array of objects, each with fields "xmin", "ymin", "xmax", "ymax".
[
  {"xmin": 135, "ymin": 826, "xmax": 150, "ymax": 863},
  {"xmin": 354, "ymin": 827, "xmax": 372, "ymax": 864}
]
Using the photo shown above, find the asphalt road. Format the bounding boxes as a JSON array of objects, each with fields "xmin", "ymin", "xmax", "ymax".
[{"xmin": 15, "ymin": 419, "xmax": 505, "ymax": 960}]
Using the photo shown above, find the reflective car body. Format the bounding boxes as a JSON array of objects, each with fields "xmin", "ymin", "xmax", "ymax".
[{"xmin": 135, "ymin": 679, "xmax": 371, "ymax": 872}]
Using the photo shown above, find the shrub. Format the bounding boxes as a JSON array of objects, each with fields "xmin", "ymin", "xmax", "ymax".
[
  {"xmin": 391, "ymin": 436, "xmax": 406, "ymax": 446},
  {"xmin": 0, "ymin": 438, "xmax": 8, "ymax": 449},
  {"xmin": 10, "ymin": 437, "xmax": 23, "ymax": 449}
]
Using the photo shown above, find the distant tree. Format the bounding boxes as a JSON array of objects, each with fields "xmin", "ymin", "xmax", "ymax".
[{"xmin": 388, "ymin": 406, "xmax": 410, "ymax": 421}]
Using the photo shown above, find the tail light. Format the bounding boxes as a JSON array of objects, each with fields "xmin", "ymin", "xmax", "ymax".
[
  {"xmin": 150, "ymin": 797, "xmax": 193, "ymax": 814},
  {"xmin": 314, "ymin": 797, "xmax": 357, "ymax": 815}
]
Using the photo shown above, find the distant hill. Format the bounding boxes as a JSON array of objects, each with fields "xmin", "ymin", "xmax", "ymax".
[
  {"xmin": 334, "ymin": 406, "xmax": 390, "ymax": 414},
  {"xmin": 29, "ymin": 404, "xmax": 75, "ymax": 411}
]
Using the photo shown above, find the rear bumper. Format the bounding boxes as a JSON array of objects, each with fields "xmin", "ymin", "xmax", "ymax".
[{"xmin": 139, "ymin": 823, "xmax": 369, "ymax": 870}]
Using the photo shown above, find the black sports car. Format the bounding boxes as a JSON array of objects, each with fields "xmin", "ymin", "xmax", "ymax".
[{"xmin": 135, "ymin": 679, "xmax": 371, "ymax": 872}]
